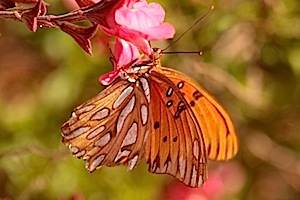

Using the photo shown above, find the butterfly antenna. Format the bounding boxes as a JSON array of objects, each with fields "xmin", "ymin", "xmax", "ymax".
[
  {"xmin": 162, "ymin": 51, "xmax": 203, "ymax": 56},
  {"xmin": 162, "ymin": 5, "xmax": 215, "ymax": 51}
]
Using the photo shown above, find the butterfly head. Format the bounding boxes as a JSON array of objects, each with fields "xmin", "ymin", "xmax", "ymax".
[
  {"xmin": 152, "ymin": 47, "xmax": 163, "ymax": 61},
  {"xmin": 120, "ymin": 63, "xmax": 152, "ymax": 83},
  {"xmin": 119, "ymin": 48, "xmax": 163, "ymax": 83}
]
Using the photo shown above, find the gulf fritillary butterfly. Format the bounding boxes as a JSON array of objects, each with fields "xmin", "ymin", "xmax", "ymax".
[{"xmin": 61, "ymin": 48, "xmax": 238, "ymax": 187}]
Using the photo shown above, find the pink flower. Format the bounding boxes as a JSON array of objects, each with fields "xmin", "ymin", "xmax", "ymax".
[
  {"xmin": 160, "ymin": 162, "xmax": 246, "ymax": 200},
  {"xmin": 103, "ymin": 0, "xmax": 175, "ymax": 54},
  {"xmin": 63, "ymin": 0, "xmax": 175, "ymax": 84},
  {"xmin": 96, "ymin": 0, "xmax": 175, "ymax": 85},
  {"xmin": 115, "ymin": 1, "xmax": 175, "ymax": 40},
  {"xmin": 83, "ymin": 0, "xmax": 175, "ymax": 55},
  {"xmin": 99, "ymin": 38, "xmax": 141, "ymax": 85}
]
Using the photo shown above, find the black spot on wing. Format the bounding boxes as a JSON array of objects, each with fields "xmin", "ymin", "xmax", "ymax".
[
  {"xmin": 190, "ymin": 100, "xmax": 195, "ymax": 107},
  {"xmin": 193, "ymin": 91, "xmax": 203, "ymax": 100},
  {"xmin": 173, "ymin": 136, "xmax": 178, "ymax": 142},
  {"xmin": 163, "ymin": 136, "xmax": 167, "ymax": 142},
  {"xmin": 154, "ymin": 121, "xmax": 160, "ymax": 129}
]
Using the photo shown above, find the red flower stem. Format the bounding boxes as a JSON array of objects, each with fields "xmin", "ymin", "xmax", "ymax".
[
  {"xmin": 0, "ymin": 10, "xmax": 22, "ymax": 21},
  {"xmin": 0, "ymin": 0, "xmax": 117, "ymax": 26},
  {"xmin": 0, "ymin": 10, "xmax": 89, "ymax": 30},
  {"xmin": 37, "ymin": 10, "xmax": 87, "ymax": 24}
]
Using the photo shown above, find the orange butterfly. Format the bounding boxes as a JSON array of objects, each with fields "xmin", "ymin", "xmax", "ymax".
[{"xmin": 61, "ymin": 48, "xmax": 238, "ymax": 187}]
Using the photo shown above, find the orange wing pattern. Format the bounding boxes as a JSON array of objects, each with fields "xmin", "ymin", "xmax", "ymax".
[
  {"xmin": 144, "ymin": 70, "xmax": 207, "ymax": 187},
  {"xmin": 159, "ymin": 67, "xmax": 239, "ymax": 161}
]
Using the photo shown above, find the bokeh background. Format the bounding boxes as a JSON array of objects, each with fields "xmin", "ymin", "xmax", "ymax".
[{"xmin": 1, "ymin": 0, "xmax": 300, "ymax": 199}]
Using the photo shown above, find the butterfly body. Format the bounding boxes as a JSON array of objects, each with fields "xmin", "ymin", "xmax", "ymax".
[{"xmin": 61, "ymin": 56, "xmax": 238, "ymax": 187}]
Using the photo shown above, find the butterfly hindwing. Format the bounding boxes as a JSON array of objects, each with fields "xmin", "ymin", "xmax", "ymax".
[
  {"xmin": 160, "ymin": 67, "xmax": 239, "ymax": 161},
  {"xmin": 61, "ymin": 79, "xmax": 150, "ymax": 172},
  {"xmin": 145, "ymin": 70, "xmax": 208, "ymax": 187}
]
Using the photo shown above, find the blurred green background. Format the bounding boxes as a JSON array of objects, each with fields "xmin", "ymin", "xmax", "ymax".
[{"xmin": 1, "ymin": 0, "xmax": 300, "ymax": 199}]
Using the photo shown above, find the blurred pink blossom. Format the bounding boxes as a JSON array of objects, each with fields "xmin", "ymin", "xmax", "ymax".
[{"xmin": 161, "ymin": 162, "xmax": 246, "ymax": 200}]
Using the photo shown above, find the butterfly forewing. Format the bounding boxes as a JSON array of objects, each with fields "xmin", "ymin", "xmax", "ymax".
[
  {"xmin": 145, "ymin": 71, "xmax": 208, "ymax": 187},
  {"xmin": 159, "ymin": 67, "xmax": 239, "ymax": 161},
  {"xmin": 61, "ymin": 79, "xmax": 150, "ymax": 172}
]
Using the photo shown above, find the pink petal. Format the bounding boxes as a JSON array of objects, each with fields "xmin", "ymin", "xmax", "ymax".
[
  {"xmin": 114, "ymin": 38, "xmax": 140, "ymax": 68},
  {"xmin": 102, "ymin": 25, "xmax": 151, "ymax": 55},
  {"xmin": 133, "ymin": 2, "xmax": 165, "ymax": 23},
  {"xmin": 99, "ymin": 38, "xmax": 141, "ymax": 85},
  {"xmin": 144, "ymin": 23, "xmax": 175, "ymax": 40},
  {"xmin": 115, "ymin": 2, "xmax": 165, "ymax": 31},
  {"xmin": 114, "ymin": 1, "xmax": 175, "ymax": 42},
  {"xmin": 98, "ymin": 69, "xmax": 120, "ymax": 86},
  {"xmin": 117, "ymin": 27, "xmax": 151, "ymax": 55}
]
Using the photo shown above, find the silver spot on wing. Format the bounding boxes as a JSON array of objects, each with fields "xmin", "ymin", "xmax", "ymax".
[
  {"xmin": 91, "ymin": 108, "xmax": 110, "ymax": 120},
  {"xmin": 191, "ymin": 165, "xmax": 197, "ymax": 187},
  {"xmin": 161, "ymin": 162, "xmax": 168, "ymax": 173},
  {"xmin": 113, "ymin": 86, "xmax": 134, "ymax": 109},
  {"xmin": 140, "ymin": 104, "xmax": 148, "ymax": 125},
  {"xmin": 87, "ymin": 125, "xmax": 106, "ymax": 140},
  {"xmin": 177, "ymin": 81, "xmax": 184, "ymax": 89},
  {"xmin": 127, "ymin": 155, "xmax": 139, "ymax": 171},
  {"xmin": 75, "ymin": 149, "xmax": 86, "ymax": 158},
  {"xmin": 116, "ymin": 95, "xmax": 136, "ymax": 135},
  {"xmin": 83, "ymin": 155, "xmax": 90, "ymax": 161},
  {"xmin": 114, "ymin": 150, "xmax": 131, "ymax": 162},
  {"xmin": 121, "ymin": 122, "xmax": 137, "ymax": 147},
  {"xmin": 140, "ymin": 78, "xmax": 150, "ymax": 103},
  {"xmin": 63, "ymin": 126, "xmax": 91, "ymax": 139},
  {"xmin": 87, "ymin": 154, "xmax": 105, "ymax": 172},
  {"xmin": 193, "ymin": 140, "xmax": 199, "ymax": 160},
  {"xmin": 198, "ymin": 175, "xmax": 203, "ymax": 187},
  {"xmin": 75, "ymin": 104, "xmax": 96, "ymax": 115},
  {"xmin": 151, "ymin": 161, "xmax": 157, "ymax": 172},
  {"xmin": 179, "ymin": 156, "xmax": 186, "ymax": 180},
  {"xmin": 166, "ymin": 161, "xmax": 171, "ymax": 172},
  {"xmin": 94, "ymin": 132, "xmax": 111, "ymax": 147},
  {"xmin": 69, "ymin": 146, "xmax": 79, "ymax": 154},
  {"xmin": 166, "ymin": 86, "xmax": 173, "ymax": 97}
]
